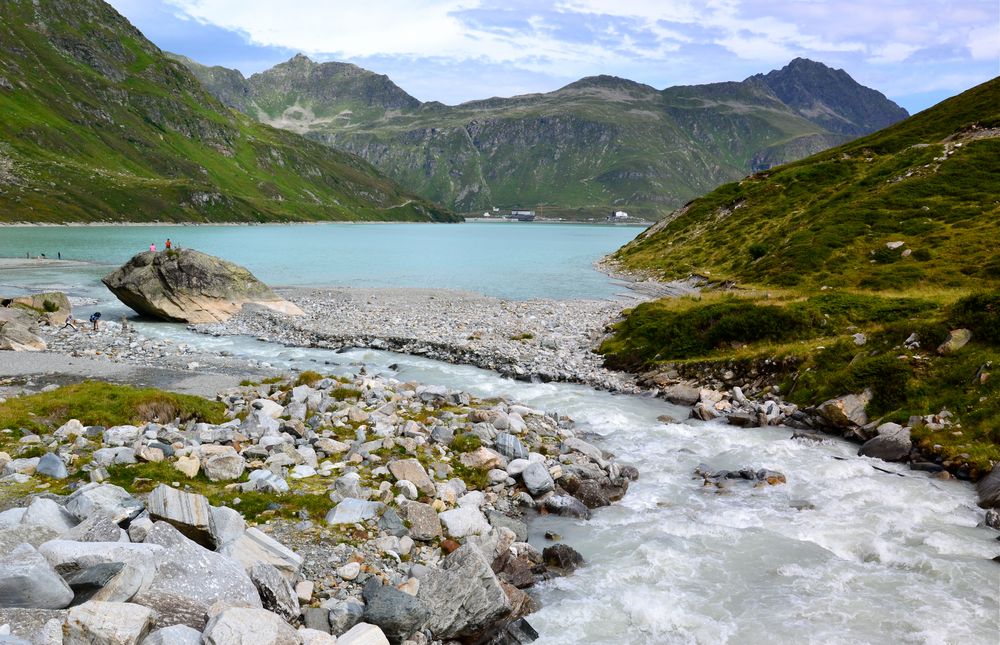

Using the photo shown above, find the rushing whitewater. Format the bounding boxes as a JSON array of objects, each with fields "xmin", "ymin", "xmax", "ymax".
[{"xmin": 132, "ymin": 331, "xmax": 1000, "ymax": 644}]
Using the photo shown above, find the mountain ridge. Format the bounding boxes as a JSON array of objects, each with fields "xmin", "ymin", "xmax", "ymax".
[
  {"xmin": 0, "ymin": 0, "xmax": 457, "ymax": 224},
  {"xmin": 177, "ymin": 53, "xmax": 908, "ymax": 217}
]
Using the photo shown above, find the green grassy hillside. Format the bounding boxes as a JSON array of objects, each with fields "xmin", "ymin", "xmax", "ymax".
[
  {"xmin": 179, "ymin": 55, "xmax": 907, "ymax": 218},
  {"xmin": 611, "ymin": 78, "xmax": 1000, "ymax": 290},
  {"xmin": 0, "ymin": 0, "xmax": 457, "ymax": 223},
  {"xmin": 602, "ymin": 79, "xmax": 1000, "ymax": 476}
]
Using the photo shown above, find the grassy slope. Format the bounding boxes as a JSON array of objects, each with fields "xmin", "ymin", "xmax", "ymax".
[
  {"xmin": 612, "ymin": 78, "xmax": 1000, "ymax": 290},
  {"xmin": 0, "ymin": 0, "xmax": 458, "ymax": 223},
  {"xmin": 603, "ymin": 79, "xmax": 1000, "ymax": 476}
]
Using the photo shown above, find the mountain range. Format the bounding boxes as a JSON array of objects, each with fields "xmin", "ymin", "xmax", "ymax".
[
  {"xmin": 176, "ymin": 54, "xmax": 909, "ymax": 217},
  {"xmin": 0, "ymin": 0, "xmax": 457, "ymax": 223}
]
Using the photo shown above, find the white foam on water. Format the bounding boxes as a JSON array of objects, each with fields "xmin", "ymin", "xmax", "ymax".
[{"xmin": 22, "ymin": 316, "xmax": 999, "ymax": 644}]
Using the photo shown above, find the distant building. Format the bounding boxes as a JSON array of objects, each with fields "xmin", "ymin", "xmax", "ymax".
[
  {"xmin": 607, "ymin": 210, "xmax": 629, "ymax": 221},
  {"xmin": 509, "ymin": 209, "xmax": 536, "ymax": 222}
]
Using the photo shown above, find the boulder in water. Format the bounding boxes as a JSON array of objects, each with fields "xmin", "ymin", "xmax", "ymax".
[{"xmin": 101, "ymin": 249, "xmax": 303, "ymax": 323}]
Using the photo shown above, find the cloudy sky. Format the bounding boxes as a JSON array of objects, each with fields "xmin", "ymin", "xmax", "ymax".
[{"xmin": 108, "ymin": 0, "xmax": 999, "ymax": 114}]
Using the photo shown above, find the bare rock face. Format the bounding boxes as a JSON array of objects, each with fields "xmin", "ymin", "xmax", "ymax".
[{"xmin": 101, "ymin": 249, "xmax": 303, "ymax": 323}]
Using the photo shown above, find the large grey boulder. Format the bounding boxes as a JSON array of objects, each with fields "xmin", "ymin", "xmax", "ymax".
[
  {"xmin": 201, "ymin": 607, "xmax": 300, "ymax": 645},
  {"xmin": 63, "ymin": 562, "xmax": 145, "ymax": 605},
  {"xmin": 361, "ymin": 579, "xmax": 430, "ymax": 644},
  {"xmin": 219, "ymin": 527, "xmax": 303, "ymax": 582},
  {"xmin": 132, "ymin": 522, "xmax": 261, "ymax": 630},
  {"xmin": 817, "ymin": 390, "xmax": 872, "ymax": 428},
  {"xmin": 977, "ymin": 462, "xmax": 1000, "ymax": 509},
  {"xmin": 327, "ymin": 597, "xmax": 365, "ymax": 635},
  {"xmin": 37, "ymin": 540, "xmax": 164, "ymax": 603},
  {"xmin": 0, "ymin": 524, "xmax": 59, "ymax": 553},
  {"xmin": 146, "ymin": 485, "xmax": 216, "ymax": 548},
  {"xmin": 0, "ymin": 544, "xmax": 74, "ymax": 609},
  {"xmin": 20, "ymin": 497, "xmax": 77, "ymax": 534},
  {"xmin": 102, "ymin": 249, "xmax": 303, "ymax": 323},
  {"xmin": 63, "ymin": 600, "xmax": 154, "ymax": 644},
  {"xmin": 210, "ymin": 505, "xmax": 246, "ymax": 547},
  {"xmin": 520, "ymin": 462, "xmax": 554, "ymax": 496},
  {"xmin": 0, "ymin": 306, "xmax": 46, "ymax": 351},
  {"xmin": 63, "ymin": 513, "xmax": 126, "ymax": 543},
  {"xmin": 64, "ymin": 483, "xmax": 144, "ymax": 523},
  {"xmin": 858, "ymin": 425, "xmax": 912, "ymax": 462},
  {"xmin": 249, "ymin": 562, "xmax": 299, "ymax": 622},
  {"xmin": 416, "ymin": 545, "xmax": 512, "ymax": 641}
]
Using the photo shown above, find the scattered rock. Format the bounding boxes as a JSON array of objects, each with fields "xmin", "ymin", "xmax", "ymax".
[
  {"xmin": 937, "ymin": 329, "xmax": 972, "ymax": 355},
  {"xmin": 63, "ymin": 601, "xmax": 154, "ymax": 645},
  {"xmin": 0, "ymin": 543, "xmax": 74, "ymax": 609},
  {"xmin": 146, "ymin": 484, "xmax": 217, "ymax": 548},
  {"xmin": 201, "ymin": 607, "xmax": 300, "ymax": 645}
]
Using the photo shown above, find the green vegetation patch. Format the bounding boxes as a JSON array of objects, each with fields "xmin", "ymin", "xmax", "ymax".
[
  {"xmin": 601, "ymin": 290, "xmax": 999, "ymax": 474},
  {"xmin": 0, "ymin": 382, "xmax": 224, "ymax": 439}
]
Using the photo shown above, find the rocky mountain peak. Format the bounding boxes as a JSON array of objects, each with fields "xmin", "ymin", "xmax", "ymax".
[{"xmin": 749, "ymin": 58, "xmax": 909, "ymax": 135}]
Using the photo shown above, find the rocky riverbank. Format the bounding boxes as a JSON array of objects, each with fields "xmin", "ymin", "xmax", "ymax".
[
  {"xmin": 0, "ymin": 373, "xmax": 637, "ymax": 643},
  {"xmin": 200, "ymin": 288, "xmax": 643, "ymax": 393}
]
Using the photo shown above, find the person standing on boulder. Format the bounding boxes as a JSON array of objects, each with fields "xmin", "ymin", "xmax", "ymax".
[
  {"xmin": 149, "ymin": 242, "xmax": 156, "ymax": 252},
  {"xmin": 165, "ymin": 238, "xmax": 172, "ymax": 250}
]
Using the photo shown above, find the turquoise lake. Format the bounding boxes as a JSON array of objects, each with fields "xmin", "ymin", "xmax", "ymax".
[{"xmin": 0, "ymin": 222, "xmax": 643, "ymax": 300}]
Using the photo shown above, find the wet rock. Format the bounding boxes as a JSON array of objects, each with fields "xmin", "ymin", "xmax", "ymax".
[
  {"xmin": 486, "ymin": 617, "xmax": 539, "ymax": 645},
  {"xmin": 201, "ymin": 607, "xmax": 299, "ymax": 645},
  {"xmin": 569, "ymin": 480, "xmax": 610, "ymax": 509},
  {"xmin": 983, "ymin": 509, "xmax": 1000, "ymax": 530},
  {"xmin": 542, "ymin": 495, "xmax": 591, "ymax": 519},
  {"xmin": 133, "ymin": 522, "xmax": 260, "ymax": 630},
  {"xmin": 0, "ymin": 544, "xmax": 74, "ymax": 609},
  {"xmin": 250, "ymin": 562, "xmax": 299, "ymax": 622},
  {"xmin": 63, "ymin": 601, "xmax": 154, "ymax": 644},
  {"xmin": 858, "ymin": 425, "xmax": 911, "ymax": 462},
  {"xmin": 726, "ymin": 412, "xmax": 760, "ymax": 428},
  {"xmin": 417, "ymin": 545, "xmax": 512, "ymax": 641},
  {"xmin": 362, "ymin": 578, "xmax": 430, "ymax": 643},
  {"xmin": 146, "ymin": 484, "xmax": 216, "ymax": 548},
  {"xmin": 542, "ymin": 544, "xmax": 583, "ymax": 574},
  {"xmin": 977, "ymin": 462, "xmax": 1000, "ymax": 509},
  {"xmin": 485, "ymin": 511, "xmax": 527, "ymax": 543},
  {"xmin": 661, "ymin": 384, "xmax": 701, "ymax": 406}
]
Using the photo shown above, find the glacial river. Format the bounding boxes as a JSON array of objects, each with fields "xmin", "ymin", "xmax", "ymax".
[{"xmin": 2, "ymin": 224, "xmax": 997, "ymax": 644}]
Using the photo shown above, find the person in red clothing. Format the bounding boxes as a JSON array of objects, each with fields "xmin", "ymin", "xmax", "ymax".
[{"xmin": 165, "ymin": 238, "xmax": 172, "ymax": 250}]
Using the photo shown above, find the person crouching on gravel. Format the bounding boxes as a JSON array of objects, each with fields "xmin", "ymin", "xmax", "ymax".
[{"xmin": 89, "ymin": 312, "xmax": 101, "ymax": 332}]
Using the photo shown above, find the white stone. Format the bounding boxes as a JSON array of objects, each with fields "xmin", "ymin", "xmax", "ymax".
[
  {"xmin": 64, "ymin": 601, "xmax": 154, "ymax": 645},
  {"xmin": 438, "ymin": 507, "xmax": 490, "ymax": 539},
  {"xmin": 337, "ymin": 561, "xmax": 361, "ymax": 580},
  {"xmin": 337, "ymin": 623, "xmax": 389, "ymax": 645}
]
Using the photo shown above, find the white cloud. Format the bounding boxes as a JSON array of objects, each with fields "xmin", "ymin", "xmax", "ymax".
[{"xmin": 154, "ymin": 0, "xmax": 998, "ymax": 109}]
